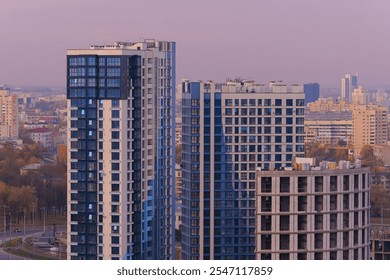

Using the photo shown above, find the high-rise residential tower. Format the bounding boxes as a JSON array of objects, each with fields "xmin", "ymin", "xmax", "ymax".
[
  {"xmin": 341, "ymin": 73, "xmax": 358, "ymax": 102},
  {"xmin": 181, "ymin": 79, "xmax": 305, "ymax": 260},
  {"xmin": 352, "ymin": 104, "xmax": 388, "ymax": 155},
  {"xmin": 66, "ymin": 40, "xmax": 176, "ymax": 260},
  {"xmin": 0, "ymin": 85, "xmax": 19, "ymax": 140}
]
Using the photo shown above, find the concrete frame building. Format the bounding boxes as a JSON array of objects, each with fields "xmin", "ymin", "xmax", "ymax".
[
  {"xmin": 181, "ymin": 79, "xmax": 305, "ymax": 260},
  {"xmin": 67, "ymin": 40, "xmax": 176, "ymax": 260},
  {"xmin": 0, "ymin": 85, "xmax": 19, "ymax": 140},
  {"xmin": 371, "ymin": 225, "xmax": 390, "ymax": 260},
  {"xmin": 255, "ymin": 159, "xmax": 370, "ymax": 260}
]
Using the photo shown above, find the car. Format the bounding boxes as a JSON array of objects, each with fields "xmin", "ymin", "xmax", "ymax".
[{"xmin": 14, "ymin": 229, "xmax": 21, "ymax": 233}]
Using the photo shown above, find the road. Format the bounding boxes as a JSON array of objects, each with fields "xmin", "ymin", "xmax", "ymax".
[
  {"xmin": 0, "ymin": 248, "xmax": 25, "ymax": 260},
  {"xmin": 0, "ymin": 225, "xmax": 66, "ymax": 260}
]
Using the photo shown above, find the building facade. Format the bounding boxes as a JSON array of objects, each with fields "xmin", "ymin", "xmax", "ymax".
[
  {"xmin": 255, "ymin": 160, "xmax": 370, "ymax": 260},
  {"xmin": 352, "ymin": 105, "xmax": 387, "ymax": 155},
  {"xmin": 0, "ymin": 85, "xmax": 19, "ymax": 139},
  {"xmin": 67, "ymin": 40, "xmax": 176, "ymax": 260},
  {"xmin": 371, "ymin": 225, "xmax": 390, "ymax": 260},
  {"xmin": 181, "ymin": 80, "xmax": 305, "ymax": 260},
  {"xmin": 304, "ymin": 111, "xmax": 353, "ymax": 146},
  {"xmin": 27, "ymin": 127, "xmax": 53, "ymax": 149}
]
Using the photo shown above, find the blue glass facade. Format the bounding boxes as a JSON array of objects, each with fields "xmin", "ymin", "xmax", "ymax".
[
  {"xmin": 303, "ymin": 83, "xmax": 320, "ymax": 104},
  {"xmin": 181, "ymin": 81, "xmax": 305, "ymax": 260},
  {"xmin": 67, "ymin": 41, "xmax": 175, "ymax": 260}
]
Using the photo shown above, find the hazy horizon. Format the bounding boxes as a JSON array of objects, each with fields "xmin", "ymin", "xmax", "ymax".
[{"xmin": 1, "ymin": 0, "xmax": 390, "ymax": 88}]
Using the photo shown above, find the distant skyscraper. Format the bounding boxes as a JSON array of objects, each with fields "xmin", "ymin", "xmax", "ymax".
[
  {"xmin": 181, "ymin": 79, "xmax": 305, "ymax": 260},
  {"xmin": 0, "ymin": 85, "xmax": 19, "ymax": 140},
  {"xmin": 341, "ymin": 73, "xmax": 358, "ymax": 102},
  {"xmin": 255, "ymin": 158, "xmax": 370, "ymax": 260},
  {"xmin": 66, "ymin": 40, "xmax": 176, "ymax": 260},
  {"xmin": 303, "ymin": 83, "xmax": 320, "ymax": 104}
]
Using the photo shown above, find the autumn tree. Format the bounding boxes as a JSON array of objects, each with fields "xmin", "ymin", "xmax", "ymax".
[
  {"xmin": 57, "ymin": 144, "xmax": 67, "ymax": 164},
  {"xmin": 371, "ymin": 182, "xmax": 390, "ymax": 217},
  {"xmin": 360, "ymin": 145, "xmax": 383, "ymax": 168}
]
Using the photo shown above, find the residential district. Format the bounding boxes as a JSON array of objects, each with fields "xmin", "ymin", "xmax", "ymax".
[{"xmin": 0, "ymin": 40, "xmax": 390, "ymax": 260}]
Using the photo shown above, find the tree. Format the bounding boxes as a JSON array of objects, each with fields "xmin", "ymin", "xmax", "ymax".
[
  {"xmin": 57, "ymin": 144, "xmax": 67, "ymax": 164},
  {"xmin": 305, "ymin": 141, "xmax": 326, "ymax": 163},
  {"xmin": 371, "ymin": 183, "xmax": 390, "ymax": 217},
  {"xmin": 337, "ymin": 139, "xmax": 347, "ymax": 147},
  {"xmin": 360, "ymin": 145, "xmax": 383, "ymax": 168}
]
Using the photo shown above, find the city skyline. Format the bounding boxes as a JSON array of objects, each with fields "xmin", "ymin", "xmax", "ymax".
[{"xmin": 1, "ymin": 1, "xmax": 390, "ymax": 87}]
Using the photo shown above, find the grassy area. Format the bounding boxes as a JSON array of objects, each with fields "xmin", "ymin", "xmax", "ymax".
[
  {"xmin": 8, "ymin": 248, "xmax": 53, "ymax": 260},
  {"xmin": 5, "ymin": 238, "xmax": 22, "ymax": 247}
]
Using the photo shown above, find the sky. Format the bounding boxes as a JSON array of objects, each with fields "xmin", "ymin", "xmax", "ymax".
[{"xmin": 1, "ymin": 0, "xmax": 390, "ymax": 88}]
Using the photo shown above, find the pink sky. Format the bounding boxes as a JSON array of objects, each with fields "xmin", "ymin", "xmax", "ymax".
[{"xmin": 1, "ymin": 0, "xmax": 390, "ymax": 87}]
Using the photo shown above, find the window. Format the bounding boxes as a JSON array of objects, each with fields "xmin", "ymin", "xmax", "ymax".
[
  {"xmin": 111, "ymin": 110, "xmax": 120, "ymax": 118},
  {"xmin": 111, "ymin": 121, "xmax": 120, "ymax": 129},
  {"xmin": 112, "ymin": 152, "xmax": 120, "ymax": 160},
  {"xmin": 111, "ymin": 173, "xmax": 120, "ymax": 181},
  {"xmin": 296, "ymin": 108, "xmax": 304, "ymax": 115},
  {"xmin": 225, "ymin": 108, "xmax": 232, "ymax": 115},
  {"xmin": 112, "ymin": 100, "xmax": 120, "ymax": 107},
  {"xmin": 296, "ymin": 136, "xmax": 305, "ymax": 143},
  {"xmin": 107, "ymin": 57, "xmax": 121, "ymax": 66},
  {"xmin": 107, "ymin": 68, "xmax": 121, "ymax": 76},
  {"xmin": 69, "ymin": 78, "xmax": 86, "ymax": 87},
  {"xmin": 107, "ymin": 79, "xmax": 120, "ymax": 87},
  {"xmin": 87, "ymin": 67, "xmax": 96, "ymax": 78},
  {"xmin": 111, "ymin": 163, "xmax": 120, "ymax": 170},
  {"xmin": 296, "ymin": 127, "xmax": 304, "ymax": 134},
  {"xmin": 296, "ymin": 117, "xmax": 304, "ymax": 124}
]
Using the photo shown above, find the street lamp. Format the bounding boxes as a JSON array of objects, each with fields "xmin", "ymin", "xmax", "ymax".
[
  {"xmin": 22, "ymin": 209, "xmax": 26, "ymax": 239},
  {"xmin": 32, "ymin": 203, "xmax": 36, "ymax": 232},
  {"xmin": 41, "ymin": 207, "xmax": 46, "ymax": 233},
  {"xmin": 2, "ymin": 205, "xmax": 7, "ymax": 248}
]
